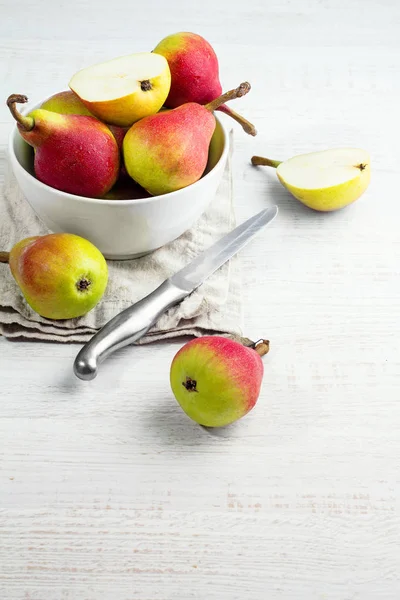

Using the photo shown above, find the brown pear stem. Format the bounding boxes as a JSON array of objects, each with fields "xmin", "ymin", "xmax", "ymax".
[
  {"xmin": 217, "ymin": 104, "xmax": 257, "ymax": 136},
  {"xmin": 251, "ymin": 156, "xmax": 282, "ymax": 168},
  {"xmin": 254, "ymin": 339, "xmax": 270, "ymax": 357},
  {"xmin": 224, "ymin": 334, "xmax": 270, "ymax": 357},
  {"xmin": 6, "ymin": 94, "xmax": 34, "ymax": 131},
  {"xmin": 0, "ymin": 252, "xmax": 10, "ymax": 263},
  {"xmin": 205, "ymin": 82, "xmax": 251, "ymax": 112}
]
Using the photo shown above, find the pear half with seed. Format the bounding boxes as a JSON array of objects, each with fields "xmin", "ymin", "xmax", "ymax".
[
  {"xmin": 69, "ymin": 52, "xmax": 171, "ymax": 127},
  {"xmin": 252, "ymin": 148, "xmax": 371, "ymax": 211}
]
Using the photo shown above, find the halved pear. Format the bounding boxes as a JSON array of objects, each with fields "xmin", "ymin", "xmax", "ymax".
[
  {"xmin": 252, "ymin": 148, "xmax": 371, "ymax": 211},
  {"xmin": 69, "ymin": 52, "xmax": 171, "ymax": 127}
]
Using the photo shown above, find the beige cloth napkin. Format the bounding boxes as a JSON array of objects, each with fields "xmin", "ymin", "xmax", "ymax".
[{"xmin": 0, "ymin": 132, "xmax": 242, "ymax": 343}]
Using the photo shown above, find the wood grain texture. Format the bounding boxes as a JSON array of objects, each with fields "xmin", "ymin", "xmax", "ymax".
[{"xmin": 1, "ymin": 0, "xmax": 400, "ymax": 598}]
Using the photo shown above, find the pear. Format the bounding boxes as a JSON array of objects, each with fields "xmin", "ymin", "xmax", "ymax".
[
  {"xmin": 69, "ymin": 52, "xmax": 171, "ymax": 127},
  {"xmin": 170, "ymin": 336, "xmax": 269, "ymax": 427},
  {"xmin": 153, "ymin": 32, "xmax": 256, "ymax": 136},
  {"xmin": 123, "ymin": 81, "xmax": 251, "ymax": 196},
  {"xmin": 0, "ymin": 233, "xmax": 108, "ymax": 320},
  {"xmin": 41, "ymin": 90, "xmax": 94, "ymax": 116},
  {"xmin": 7, "ymin": 94, "xmax": 120, "ymax": 198},
  {"xmin": 40, "ymin": 91, "xmax": 127, "ymax": 177},
  {"xmin": 40, "ymin": 92, "xmax": 127, "ymax": 152},
  {"xmin": 41, "ymin": 92, "xmax": 130, "ymax": 184},
  {"xmin": 251, "ymin": 148, "xmax": 371, "ymax": 211}
]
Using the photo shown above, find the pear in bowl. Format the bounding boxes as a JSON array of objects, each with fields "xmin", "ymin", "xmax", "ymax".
[{"xmin": 69, "ymin": 52, "xmax": 171, "ymax": 127}]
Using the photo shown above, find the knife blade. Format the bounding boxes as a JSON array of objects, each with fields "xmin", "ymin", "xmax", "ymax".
[
  {"xmin": 73, "ymin": 205, "xmax": 278, "ymax": 381},
  {"xmin": 171, "ymin": 205, "xmax": 278, "ymax": 291}
]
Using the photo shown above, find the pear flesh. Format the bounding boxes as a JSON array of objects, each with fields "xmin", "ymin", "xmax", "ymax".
[
  {"xmin": 69, "ymin": 52, "xmax": 171, "ymax": 127},
  {"xmin": 253, "ymin": 148, "xmax": 371, "ymax": 211}
]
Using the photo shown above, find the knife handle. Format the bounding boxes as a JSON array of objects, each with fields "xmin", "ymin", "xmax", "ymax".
[{"xmin": 73, "ymin": 279, "xmax": 189, "ymax": 381}]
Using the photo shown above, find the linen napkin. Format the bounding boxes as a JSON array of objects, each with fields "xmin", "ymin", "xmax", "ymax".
[{"xmin": 0, "ymin": 131, "xmax": 243, "ymax": 343}]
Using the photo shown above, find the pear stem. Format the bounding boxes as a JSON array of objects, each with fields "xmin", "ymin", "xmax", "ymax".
[
  {"xmin": 6, "ymin": 94, "xmax": 34, "ymax": 131},
  {"xmin": 217, "ymin": 104, "xmax": 257, "ymax": 136},
  {"xmin": 0, "ymin": 252, "xmax": 10, "ymax": 263},
  {"xmin": 251, "ymin": 156, "xmax": 282, "ymax": 168},
  {"xmin": 224, "ymin": 334, "xmax": 270, "ymax": 357},
  {"xmin": 254, "ymin": 339, "xmax": 270, "ymax": 357},
  {"xmin": 205, "ymin": 82, "xmax": 251, "ymax": 112}
]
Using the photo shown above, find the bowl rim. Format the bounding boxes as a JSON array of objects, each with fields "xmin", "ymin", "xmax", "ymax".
[{"xmin": 8, "ymin": 98, "xmax": 230, "ymax": 207}]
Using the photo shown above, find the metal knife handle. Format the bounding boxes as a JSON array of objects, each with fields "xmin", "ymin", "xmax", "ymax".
[{"xmin": 73, "ymin": 279, "xmax": 188, "ymax": 381}]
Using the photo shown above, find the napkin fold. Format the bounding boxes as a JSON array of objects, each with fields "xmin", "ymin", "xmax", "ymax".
[{"xmin": 0, "ymin": 131, "xmax": 243, "ymax": 343}]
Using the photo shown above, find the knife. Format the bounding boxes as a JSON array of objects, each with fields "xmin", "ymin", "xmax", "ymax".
[{"xmin": 73, "ymin": 205, "xmax": 278, "ymax": 381}]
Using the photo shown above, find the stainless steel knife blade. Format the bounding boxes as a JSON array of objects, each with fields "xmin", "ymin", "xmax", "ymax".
[{"xmin": 171, "ymin": 205, "xmax": 278, "ymax": 292}]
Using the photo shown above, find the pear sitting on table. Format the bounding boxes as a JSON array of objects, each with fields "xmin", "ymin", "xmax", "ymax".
[
  {"xmin": 123, "ymin": 81, "xmax": 252, "ymax": 196},
  {"xmin": 251, "ymin": 148, "xmax": 371, "ymax": 212}
]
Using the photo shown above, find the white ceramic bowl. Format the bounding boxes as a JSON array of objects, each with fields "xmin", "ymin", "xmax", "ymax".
[{"xmin": 8, "ymin": 100, "xmax": 229, "ymax": 259}]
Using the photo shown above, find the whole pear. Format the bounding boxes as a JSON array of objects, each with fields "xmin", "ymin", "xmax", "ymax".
[
  {"xmin": 7, "ymin": 94, "xmax": 119, "ymax": 198},
  {"xmin": 153, "ymin": 32, "xmax": 256, "ymax": 136},
  {"xmin": 170, "ymin": 336, "xmax": 269, "ymax": 427},
  {"xmin": 40, "ymin": 93, "xmax": 127, "ymax": 153},
  {"xmin": 3, "ymin": 233, "xmax": 108, "ymax": 320},
  {"xmin": 40, "ymin": 92, "xmax": 127, "ymax": 178},
  {"xmin": 123, "ymin": 82, "xmax": 251, "ymax": 196},
  {"xmin": 251, "ymin": 148, "xmax": 371, "ymax": 211}
]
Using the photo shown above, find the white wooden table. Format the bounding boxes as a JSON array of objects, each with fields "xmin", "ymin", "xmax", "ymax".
[{"xmin": 1, "ymin": 1, "xmax": 400, "ymax": 598}]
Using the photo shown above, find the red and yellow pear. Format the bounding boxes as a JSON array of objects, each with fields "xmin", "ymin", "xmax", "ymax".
[
  {"xmin": 40, "ymin": 92, "xmax": 128, "ymax": 154},
  {"xmin": 153, "ymin": 32, "xmax": 256, "ymax": 136},
  {"xmin": 123, "ymin": 82, "xmax": 251, "ymax": 196},
  {"xmin": 7, "ymin": 94, "xmax": 119, "ymax": 198},
  {"xmin": 170, "ymin": 336, "xmax": 269, "ymax": 427},
  {"xmin": 39, "ymin": 91, "xmax": 129, "ymax": 183},
  {"xmin": 0, "ymin": 234, "xmax": 108, "ymax": 320}
]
